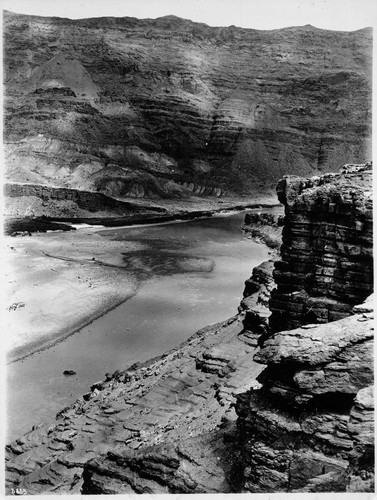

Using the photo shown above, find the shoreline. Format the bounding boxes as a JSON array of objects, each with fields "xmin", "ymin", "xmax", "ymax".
[
  {"xmin": 5, "ymin": 199, "xmax": 281, "ymax": 366},
  {"xmin": 5, "ymin": 228, "xmax": 141, "ymax": 364},
  {"xmin": 6, "ymin": 287, "xmax": 138, "ymax": 365},
  {"xmin": 5, "ymin": 197, "xmax": 280, "ymax": 234},
  {"xmin": 52, "ymin": 201, "xmax": 281, "ymax": 226}
]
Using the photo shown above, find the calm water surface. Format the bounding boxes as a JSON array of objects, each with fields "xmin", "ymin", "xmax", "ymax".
[{"xmin": 7, "ymin": 211, "xmax": 272, "ymax": 441}]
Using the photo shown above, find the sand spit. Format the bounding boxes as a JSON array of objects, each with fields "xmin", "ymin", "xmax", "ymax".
[
  {"xmin": 4, "ymin": 228, "xmax": 141, "ymax": 363},
  {"xmin": 4, "ymin": 195, "xmax": 280, "ymax": 363}
]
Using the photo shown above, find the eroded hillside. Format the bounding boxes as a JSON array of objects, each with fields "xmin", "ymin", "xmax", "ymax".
[{"xmin": 4, "ymin": 11, "xmax": 372, "ymax": 199}]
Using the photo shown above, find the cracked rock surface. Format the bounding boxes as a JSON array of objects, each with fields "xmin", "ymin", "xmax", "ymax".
[
  {"xmin": 235, "ymin": 298, "xmax": 374, "ymax": 493},
  {"xmin": 5, "ymin": 169, "xmax": 374, "ymax": 493}
]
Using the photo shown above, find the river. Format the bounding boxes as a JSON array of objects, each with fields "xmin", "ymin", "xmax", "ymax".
[{"xmin": 6, "ymin": 211, "xmax": 273, "ymax": 442}]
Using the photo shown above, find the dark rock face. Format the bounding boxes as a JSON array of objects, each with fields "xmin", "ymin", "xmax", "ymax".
[
  {"xmin": 3, "ymin": 181, "xmax": 171, "ymax": 223},
  {"xmin": 4, "ymin": 182, "xmax": 152, "ymax": 213},
  {"xmin": 232, "ymin": 168, "xmax": 374, "ymax": 493},
  {"xmin": 269, "ymin": 166, "xmax": 373, "ymax": 331},
  {"xmin": 4, "ymin": 11, "xmax": 372, "ymax": 197},
  {"xmin": 240, "ymin": 260, "xmax": 276, "ymax": 346}
]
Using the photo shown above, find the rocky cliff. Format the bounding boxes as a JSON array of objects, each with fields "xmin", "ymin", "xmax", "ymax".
[
  {"xmin": 5, "ymin": 312, "xmax": 268, "ymax": 495},
  {"xmin": 233, "ymin": 166, "xmax": 374, "ymax": 493},
  {"xmin": 269, "ymin": 164, "xmax": 373, "ymax": 331},
  {"xmin": 5, "ymin": 251, "xmax": 275, "ymax": 495},
  {"xmin": 4, "ymin": 11, "xmax": 372, "ymax": 199},
  {"xmin": 235, "ymin": 297, "xmax": 374, "ymax": 493}
]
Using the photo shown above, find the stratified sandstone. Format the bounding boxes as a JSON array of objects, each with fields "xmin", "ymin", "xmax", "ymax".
[
  {"xmin": 239, "ymin": 259, "xmax": 276, "ymax": 347},
  {"xmin": 3, "ymin": 11, "xmax": 372, "ymax": 201},
  {"xmin": 7, "ymin": 293, "xmax": 371, "ymax": 494},
  {"xmin": 234, "ymin": 297, "xmax": 374, "ymax": 493},
  {"xmin": 3, "ymin": 182, "xmax": 168, "ymax": 218},
  {"xmin": 269, "ymin": 165, "xmax": 373, "ymax": 331}
]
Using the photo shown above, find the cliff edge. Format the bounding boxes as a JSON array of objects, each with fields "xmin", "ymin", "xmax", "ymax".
[{"xmin": 270, "ymin": 164, "xmax": 373, "ymax": 331}]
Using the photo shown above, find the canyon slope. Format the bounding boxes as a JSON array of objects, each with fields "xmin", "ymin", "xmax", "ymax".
[
  {"xmin": 4, "ymin": 11, "xmax": 372, "ymax": 206},
  {"xmin": 5, "ymin": 167, "xmax": 373, "ymax": 494}
]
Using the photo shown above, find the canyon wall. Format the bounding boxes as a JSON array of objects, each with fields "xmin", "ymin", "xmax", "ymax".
[
  {"xmin": 5, "ymin": 182, "xmax": 146, "ymax": 212},
  {"xmin": 4, "ymin": 11, "xmax": 372, "ymax": 198},
  {"xmin": 269, "ymin": 166, "xmax": 373, "ymax": 331}
]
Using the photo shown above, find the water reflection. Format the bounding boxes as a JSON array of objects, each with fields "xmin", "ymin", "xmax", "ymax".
[{"xmin": 99, "ymin": 215, "xmax": 250, "ymax": 279}]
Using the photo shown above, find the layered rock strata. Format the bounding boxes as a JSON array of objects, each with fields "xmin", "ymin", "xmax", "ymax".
[
  {"xmin": 269, "ymin": 166, "xmax": 373, "ymax": 331},
  {"xmin": 6, "ymin": 291, "xmax": 371, "ymax": 494},
  {"xmin": 235, "ymin": 296, "xmax": 374, "ymax": 492},
  {"xmin": 3, "ymin": 180, "xmax": 279, "ymax": 233},
  {"xmin": 239, "ymin": 259, "xmax": 276, "ymax": 347},
  {"xmin": 4, "ymin": 11, "xmax": 372, "ymax": 199},
  {"xmin": 4, "ymin": 182, "xmax": 167, "ymax": 217}
]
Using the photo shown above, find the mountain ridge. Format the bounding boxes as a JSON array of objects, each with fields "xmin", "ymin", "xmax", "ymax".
[
  {"xmin": 4, "ymin": 10, "xmax": 372, "ymax": 203},
  {"xmin": 3, "ymin": 10, "xmax": 372, "ymax": 32}
]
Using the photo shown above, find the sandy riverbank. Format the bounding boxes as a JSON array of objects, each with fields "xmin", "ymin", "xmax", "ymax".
[
  {"xmin": 4, "ymin": 228, "xmax": 143, "ymax": 363},
  {"xmin": 4, "ymin": 194, "xmax": 279, "ymax": 363}
]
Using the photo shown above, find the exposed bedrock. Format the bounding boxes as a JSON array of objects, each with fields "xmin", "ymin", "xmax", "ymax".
[
  {"xmin": 3, "ymin": 182, "xmax": 173, "ymax": 228},
  {"xmin": 239, "ymin": 259, "xmax": 276, "ymax": 347},
  {"xmin": 234, "ymin": 296, "xmax": 374, "ymax": 493},
  {"xmin": 5, "ymin": 253, "xmax": 276, "ymax": 494},
  {"xmin": 232, "ymin": 167, "xmax": 374, "ymax": 493},
  {"xmin": 269, "ymin": 166, "xmax": 373, "ymax": 331},
  {"xmin": 3, "ymin": 182, "xmax": 167, "ymax": 216},
  {"xmin": 3, "ymin": 11, "xmax": 372, "ymax": 198}
]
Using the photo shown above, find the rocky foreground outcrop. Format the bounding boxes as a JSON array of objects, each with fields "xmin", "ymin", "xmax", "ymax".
[
  {"xmin": 5, "ymin": 167, "xmax": 373, "ymax": 494},
  {"xmin": 5, "ymin": 254, "xmax": 274, "ymax": 494},
  {"xmin": 7, "ymin": 293, "xmax": 371, "ymax": 494},
  {"xmin": 4, "ymin": 11, "xmax": 372, "ymax": 200},
  {"xmin": 236, "ymin": 296, "xmax": 374, "ymax": 492}
]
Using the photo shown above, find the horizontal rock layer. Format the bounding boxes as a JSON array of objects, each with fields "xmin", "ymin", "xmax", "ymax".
[
  {"xmin": 269, "ymin": 167, "xmax": 373, "ymax": 331},
  {"xmin": 4, "ymin": 182, "xmax": 167, "ymax": 215},
  {"xmin": 4, "ymin": 11, "xmax": 372, "ymax": 200},
  {"xmin": 9, "ymin": 293, "xmax": 370, "ymax": 495},
  {"xmin": 235, "ymin": 298, "xmax": 374, "ymax": 493}
]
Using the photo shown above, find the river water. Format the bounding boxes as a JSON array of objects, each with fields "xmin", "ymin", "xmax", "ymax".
[{"xmin": 7, "ymin": 211, "xmax": 272, "ymax": 442}]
